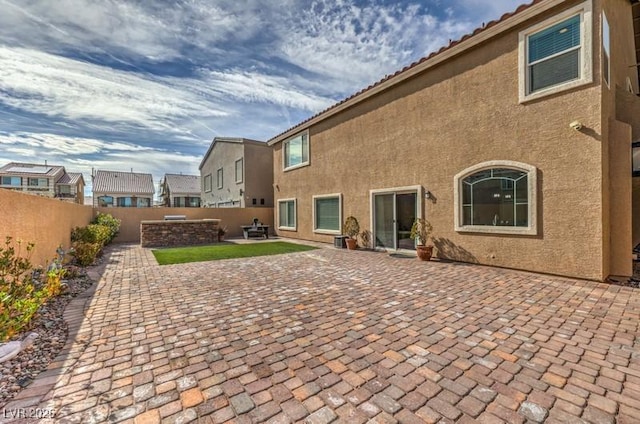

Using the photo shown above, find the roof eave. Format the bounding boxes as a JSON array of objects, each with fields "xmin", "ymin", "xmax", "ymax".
[{"xmin": 267, "ymin": 0, "xmax": 566, "ymax": 146}]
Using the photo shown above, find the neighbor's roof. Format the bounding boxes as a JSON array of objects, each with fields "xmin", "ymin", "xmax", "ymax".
[
  {"xmin": 267, "ymin": 0, "xmax": 571, "ymax": 145},
  {"xmin": 56, "ymin": 172, "xmax": 85, "ymax": 186},
  {"xmin": 163, "ymin": 174, "xmax": 201, "ymax": 195},
  {"xmin": 0, "ymin": 162, "xmax": 65, "ymax": 177},
  {"xmin": 199, "ymin": 137, "xmax": 267, "ymax": 170},
  {"xmin": 92, "ymin": 170, "xmax": 155, "ymax": 194}
]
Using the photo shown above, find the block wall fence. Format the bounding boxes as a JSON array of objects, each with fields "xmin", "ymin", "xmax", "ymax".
[{"xmin": 1, "ymin": 189, "xmax": 274, "ymax": 265}]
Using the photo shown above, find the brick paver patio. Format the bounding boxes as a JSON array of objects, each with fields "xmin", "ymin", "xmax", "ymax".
[{"xmin": 4, "ymin": 242, "xmax": 640, "ymax": 423}]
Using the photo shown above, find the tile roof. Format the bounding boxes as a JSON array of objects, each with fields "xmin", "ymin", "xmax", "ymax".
[
  {"xmin": 163, "ymin": 174, "xmax": 200, "ymax": 195},
  {"xmin": 92, "ymin": 170, "xmax": 155, "ymax": 194},
  {"xmin": 267, "ymin": 0, "xmax": 548, "ymax": 144}
]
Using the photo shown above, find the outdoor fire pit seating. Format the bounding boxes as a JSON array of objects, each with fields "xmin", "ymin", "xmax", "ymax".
[{"xmin": 241, "ymin": 224, "xmax": 269, "ymax": 239}]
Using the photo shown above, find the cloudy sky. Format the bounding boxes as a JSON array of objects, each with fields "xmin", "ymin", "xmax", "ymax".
[{"xmin": 0, "ymin": 0, "xmax": 526, "ymax": 197}]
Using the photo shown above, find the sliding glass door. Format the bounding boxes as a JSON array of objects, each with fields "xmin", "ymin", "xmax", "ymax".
[{"xmin": 373, "ymin": 191, "xmax": 417, "ymax": 250}]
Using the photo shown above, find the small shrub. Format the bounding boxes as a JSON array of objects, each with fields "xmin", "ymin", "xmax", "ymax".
[
  {"xmin": 93, "ymin": 213, "xmax": 120, "ymax": 243},
  {"xmin": 71, "ymin": 242, "xmax": 102, "ymax": 266},
  {"xmin": 70, "ymin": 213, "xmax": 120, "ymax": 266},
  {"xmin": 0, "ymin": 237, "xmax": 45, "ymax": 341}
]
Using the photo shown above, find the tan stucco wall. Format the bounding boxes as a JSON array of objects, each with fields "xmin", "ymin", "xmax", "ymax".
[
  {"xmin": 200, "ymin": 141, "xmax": 244, "ymax": 207},
  {"xmin": 95, "ymin": 207, "xmax": 274, "ymax": 243},
  {"xmin": 0, "ymin": 188, "xmax": 93, "ymax": 268},
  {"xmin": 244, "ymin": 143, "xmax": 274, "ymax": 207},
  {"xmin": 273, "ymin": 0, "xmax": 613, "ymax": 280}
]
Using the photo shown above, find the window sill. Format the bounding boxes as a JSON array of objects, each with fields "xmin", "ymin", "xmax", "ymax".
[
  {"xmin": 278, "ymin": 226, "xmax": 297, "ymax": 232},
  {"xmin": 456, "ymin": 225, "xmax": 537, "ymax": 236},
  {"xmin": 284, "ymin": 162, "xmax": 310, "ymax": 172},
  {"xmin": 519, "ymin": 77, "xmax": 591, "ymax": 103},
  {"xmin": 314, "ymin": 229, "xmax": 341, "ymax": 235}
]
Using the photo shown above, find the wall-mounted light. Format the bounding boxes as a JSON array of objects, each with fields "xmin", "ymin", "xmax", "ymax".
[
  {"xmin": 425, "ymin": 190, "xmax": 432, "ymax": 199},
  {"xmin": 569, "ymin": 120, "xmax": 583, "ymax": 131},
  {"xmin": 239, "ymin": 188, "xmax": 244, "ymax": 196}
]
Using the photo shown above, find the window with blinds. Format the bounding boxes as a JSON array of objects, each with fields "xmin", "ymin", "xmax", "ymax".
[
  {"xmin": 527, "ymin": 15, "xmax": 581, "ymax": 93},
  {"xmin": 278, "ymin": 199, "xmax": 296, "ymax": 229},
  {"xmin": 314, "ymin": 195, "xmax": 341, "ymax": 233},
  {"xmin": 519, "ymin": 3, "xmax": 592, "ymax": 102}
]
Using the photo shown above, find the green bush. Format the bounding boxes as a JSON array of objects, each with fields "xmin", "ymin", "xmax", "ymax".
[
  {"xmin": 0, "ymin": 237, "xmax": 45, "ymax": 341},
  {"xmin": 71, "ymin": 224, "xmax": 110, "ymax": 245},
  {"xmin": 93, "ymin": 213, "xmax": 120, "ymax": 243},
  {"xmin": 71, "ymin": 242, "xmax": 102, "ymax": 266},
  {"xmin": 70, "ymin": 213, "xmax": 120, "ymax": 267}
]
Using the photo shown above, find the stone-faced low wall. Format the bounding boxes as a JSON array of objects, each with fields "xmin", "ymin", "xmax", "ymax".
[{"xmin": 140, "ymin": 219, "xmax": 220, "ymax": 248}]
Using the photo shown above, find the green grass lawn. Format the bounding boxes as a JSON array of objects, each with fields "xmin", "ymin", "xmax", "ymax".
[{"xmin": 152, "ymin": 241, "xmax": 318, "ymax": 265}]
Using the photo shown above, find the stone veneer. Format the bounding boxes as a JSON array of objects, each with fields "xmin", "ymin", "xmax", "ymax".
[{"xmin": 140, "ymin": 219, "xmax": 220, "ymax": 248}]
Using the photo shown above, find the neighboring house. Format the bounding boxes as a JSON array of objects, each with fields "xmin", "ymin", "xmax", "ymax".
[
  {"xmin": 199, "ymin": 137, "xmax": 274, "ymax": 208},
  {"xmin": 0, "ymin": 162, "xmax": 85, "ymax": 204},
  {"xmin": 92, "ymin": 170, "xmax": 155, "ymax": 207},
  {"xmin": 159, "ymin": 174, "xmax": 201, "ymax": 207},
  {"xmin": 268, "ymin": 0, "xmax": 640, "ymax": 282}
]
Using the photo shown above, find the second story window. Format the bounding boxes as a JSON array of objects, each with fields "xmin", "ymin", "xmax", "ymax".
[
  {"xmin": 204, "ymin": 174, "xmax": 212, "ymax": 192},
  {"xmin": 235, "ymin": 159, "xmax": 243, "ymax": 183},
  {"xmin": 217, "ymin": 168, "xmax": 223, "ymax": 189},
  {"xmin": 284, "ymin": 132, "xmax": 309, "ymax": 170},
  {"xmin": 519, "ymin": 2, "xmax": 592, "ymax": 102}
]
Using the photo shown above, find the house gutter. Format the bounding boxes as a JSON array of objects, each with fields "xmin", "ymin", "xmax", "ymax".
[{"xmin": 267, "ymin": 0, "xmax": 568, "ymax": 146}]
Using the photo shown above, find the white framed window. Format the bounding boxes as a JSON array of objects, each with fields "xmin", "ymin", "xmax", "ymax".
[
  {"xmin": 235, "ymin": 158, "xmax": 243, "ymax": 183},
  {"xmin": 454, "ymin": 161, "xmax": 537, "ymax": 235},
  {"xmin": 217, "ymin": 168, "xmax": 223, "ymax": 189},
  {"xmin": 519, "ymin": 1, "xmax": 592, "ymax": 102},
  {"xmin": 204, "ymin": 174, "xmax": 212, "ymax": 192},
  {"xmin": 284, "ymin": 131, "xmax": 309, "ymax": 171},
  {"xmin": 602, "ymin": 11, "xmax": 610, "ymax": 88},
  {"xmin": 278, "ymin": 198, "xmax": 297, "ymax": 230},
  {"xmin": 313, "ymin": 194, "xmax": 342, "ymax": 234}
]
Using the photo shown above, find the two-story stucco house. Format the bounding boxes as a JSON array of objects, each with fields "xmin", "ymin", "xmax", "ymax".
[
  {"xmin": 92, "ymin": 170, "xmax": 155, "ymax": 207},
  {"xmin": 0, "ymin": 162, "xmax": 85, "ymax": 204},
  {"xmin": 199, "ymin": 137, "xmax": 274, "ymax": 208},
  {"xmin": 159, "ymin": 174, "xmax": 201, "ymax": 207},
  {"xmin": 269, "ymin": 0, "xmax": 640, "ymax": 282}
]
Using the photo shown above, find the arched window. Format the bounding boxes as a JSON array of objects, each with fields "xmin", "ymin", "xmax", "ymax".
[{"xmin": 454, "ymin": 161, "xmax": 537, "ymax": 235}]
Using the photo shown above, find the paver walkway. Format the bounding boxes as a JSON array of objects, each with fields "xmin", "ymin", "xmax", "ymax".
[{"xmin": 3, "ymin": 243, "xmax": 640, "ymax": 423}]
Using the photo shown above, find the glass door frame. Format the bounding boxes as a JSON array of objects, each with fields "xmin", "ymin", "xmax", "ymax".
[{"xmin": 370, "ymin": 185, "xmax": 424, "ymax": 252}]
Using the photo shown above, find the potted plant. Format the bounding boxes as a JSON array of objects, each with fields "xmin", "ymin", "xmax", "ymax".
[
  {"xmin": 344, "ymin": 216, "xmax": 360, "ymax": 250},
  {"xmin": 410, "ymin": 218, "xmax": 434, "ymax": 261},
  {"xmin": 218, "ymin": 226, "xmax": 227, "ymax": 242}
]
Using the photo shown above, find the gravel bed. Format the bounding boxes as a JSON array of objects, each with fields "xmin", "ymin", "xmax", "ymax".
[{"xmin": 0, "ymin": 268, "xmax": 95, "ymax": 406}]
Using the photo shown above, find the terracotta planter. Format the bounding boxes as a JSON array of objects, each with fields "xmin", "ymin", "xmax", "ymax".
[
  {"xmin": 345, "ymin": 238, "xmax": 358, "ymax": 250},
  {"xmin": 416, "ymin": 245, "xmax": 433, "ymax": 261}
]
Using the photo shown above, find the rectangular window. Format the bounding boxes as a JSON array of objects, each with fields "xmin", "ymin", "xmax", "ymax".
[
  {"xmin": 174, "ymin": 197, "xmax": 184, "ymax": 207},
  {"xmin": 189, "ymin": 197, "xmax": 201, "ymax": 207},
  {"xmin": 204, "ymin": 174, "xmax": 212, "ymax": 192},
  {"xmin": 519, "ymin": 2, "xmax": 592, "ymax": 102},
  {"xmin": 313, "ymin": 194, "xmax": 342, "ymax": 234},
  {"xmin": 1, "ymin": 176, "xmax": 21, "ymax": 186},
  {"xmin": 137, "ymin": 198, "xmax": 150, "ymax": 207},
  {"xmin": 28, "ymin": 178, "xmax": 48, "ymax": 187},
  {"xmin": 58, "ymin": 185, "xmax": 71, "ymax": 194},
  {"xmin": 235, "ymin": 158, "xmax": 243, "ymax": 183},
  {"xmin": 633, "ymin": 142, "xmax": 640, "ymax": 177},
  {"xmin": 278, "ymin": 199, "xmax": 296, "ymax": 230},
  {"xmin": 252, "ymin": 198, "xmax": 257, "ymax": 205},
  {"xmin": 602, "ymin": 12, "xmax": 610, "ymax": 87},
  {"xmin": 260, "ymin": 198, "xmax": 265, "ymax": 205},
  {"xmin": 284, "ymin": 132, "xmax": 309, "ymax": 170},
  {"xmin": 217, "ymin": 168, "xmax": 223, "ymax": 189},
  {"xmin": 117, "ymin": 197, "xmax": 133, "ymax": 207}
]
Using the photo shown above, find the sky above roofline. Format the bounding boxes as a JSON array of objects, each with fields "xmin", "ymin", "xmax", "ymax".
[{"xmin": 0, "ymin": 0, "xmax": 526, "ymax": 198}]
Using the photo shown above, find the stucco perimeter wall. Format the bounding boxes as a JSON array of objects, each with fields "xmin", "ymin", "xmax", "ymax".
[
  {"xmin": 0, "ymin": 189, "xmax": 93, "ymax": 268},
  {"xmin": 95, "ymin": 207, "xmax": 273, "ymax": 243},
  {"xmin": 273, "ymin": 1, "xmax": 607, "ymax": 280}
]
